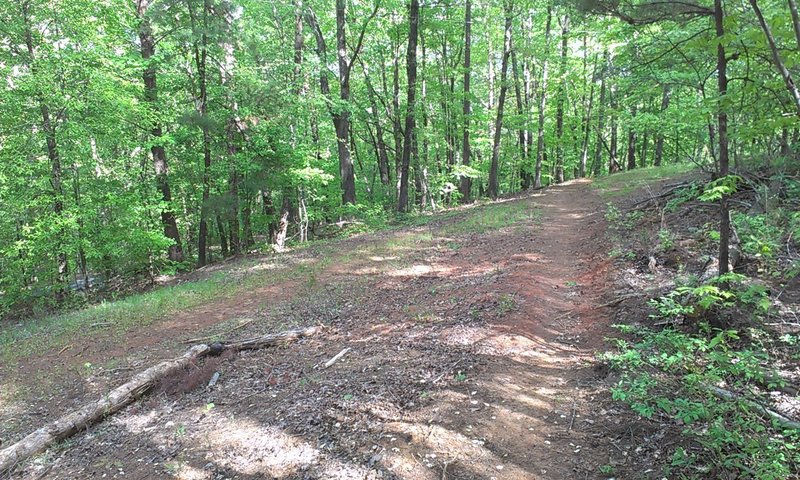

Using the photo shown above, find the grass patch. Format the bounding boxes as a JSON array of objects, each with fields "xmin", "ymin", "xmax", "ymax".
[
  {"xmin": 0, "ymin": 247, "xmax": 342, "ymax": 365},
  {"xmin": 592, "ymin": 164, "xmax": 697, "ymax": 198},
  {"xmin": 440, "ymin": 199, "xmax": 538, "ymax": 236}
]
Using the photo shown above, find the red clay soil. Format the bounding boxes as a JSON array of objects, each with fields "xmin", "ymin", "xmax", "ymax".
[{"xmin": 2, "ymin": 180, "xmax": 662, "ymax": 480}]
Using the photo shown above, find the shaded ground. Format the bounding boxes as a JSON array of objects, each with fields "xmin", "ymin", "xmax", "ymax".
[{"xmin": 2, "ymin": 180, "xmax": 660, "ymax": 479}]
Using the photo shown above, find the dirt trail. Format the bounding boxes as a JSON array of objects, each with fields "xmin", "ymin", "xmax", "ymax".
[{"xmin": 4, "ymin": 180, "xmax": 640, "ymax": 480}]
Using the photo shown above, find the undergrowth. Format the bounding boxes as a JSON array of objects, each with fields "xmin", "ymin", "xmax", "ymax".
[
  {"xmin": 602, "ymin": 167, "xmax": 800, "ymax": 479},
  {"xmin": 603, "ymin": 318, "xmax": 799, "ymax": 479}
]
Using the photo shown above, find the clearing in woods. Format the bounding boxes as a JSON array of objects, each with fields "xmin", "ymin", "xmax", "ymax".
[{"xmin": 2, "ymin": 178, "xmax": 660, "ymax": 479}]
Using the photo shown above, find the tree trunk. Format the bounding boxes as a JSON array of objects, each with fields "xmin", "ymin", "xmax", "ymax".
[
  {"xmin": 274, "ymin": 194, "xmax": 292, "ymax": 251},
  {"xmin": 216, "ymin": 214, "xmax": 229, "ymax": 258},
  {"xmin": 610, "ymin": 85, "xmax": 620, "ymax": 173},
  {"xmin": 592, "ymin": 51, "xmax": 608, "ymax": 177},
  {"xmin": 640, "ymin": 131, "xmax": 648, "ymax": 168},
  {"xmin": 241, "ymin": 192, "xmax": 254, "ymax": 249},
  {"xmin": 512, "ymin": 49, "xmax": 530, "ymax": 188},
  {"xmin": 789, "ymin": 0, "xmax": 800, "ymax": 49},
  {"xmin": 22, "ymin": 3, "xmax": 69, "ymax": 288},
  {"xmin": 398, "ymin": 0, "xmax": 420, "ymax": 212},
  {"xmin": 654, "ymin": 85, "xmax": 671, "ymax": 166},
  {"xmin": 335, "ymin": 0, "xmax": 356, "ymax": 205},
  {"xmin": 554, "ymin": 14, "xmax": 568, "ymax": 184},
  {"xmin": 363, "ymin": 66, "xmax": 391, "ymax": 185},
  {"xmin": 749, "ymin": 0, "xmax": 800, "ymax": 117},
  {"xmin": 489, "ymin": 0, "xmax": 513, "ymax": 199},
  {"xmin": 392, "ymin": 38, "xmax": 403, "ymax": 190},
  {"xmin": 459, "ymin": 0, "xmax": 473, "ymax": 201},
  {"xmin": 534, "ymin": 6, "xmax": 553, "ymax": 188},
  {"xmin": 580, "ymin": 53, "xmax": 597, "ymax": 178},
  {"xmin": 186, "ymin": 0, "xmax": 212, "ymax": 267},
  {"xmin": 626, "ymin": 105, "xmax": 637, "ymax": 170},
  {"xmin": 136, "ymin": 0, "xmax": 184, "ymax": 263},
  {"xmin": 715, "ymin": 0, "xmax": 731, "ymax": 276}
]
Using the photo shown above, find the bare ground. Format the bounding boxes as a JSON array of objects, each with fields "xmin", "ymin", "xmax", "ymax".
[{"xmin": 1, "ymin": 180, "xmax": 666, "ymax": 479}]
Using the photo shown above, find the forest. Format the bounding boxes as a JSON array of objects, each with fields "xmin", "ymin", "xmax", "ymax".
[
  {"xmin": 0, "ymin": 0, "xmax": 796, "ymax": 314},
  {"xmin": 1, "ymin": 0, "xmax": 799, "ymax": 478}
]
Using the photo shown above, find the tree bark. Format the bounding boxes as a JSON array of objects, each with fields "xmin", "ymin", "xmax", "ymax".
[
  {"xmin": 512, "ymin": 49, "xmax": 530, "ymax": 188},
  {"xmin": 489, "ymin": 1, "xmax": 513, "ymax": 199},
  {"xmin": 398, "ymin": 0, "xmax": 420, "ymax": 212},
  {"xmin": 749, "ymin": 0, "xmax": 800, "ymax": 117},
  {"xmin": 221, "ymin": 5, "xmax": 240, "ymax": 255},
  {"xmin": 459, "ymin": 0, "xmax": 473, "ymax": 201},
  {"xmin": 592, "ymin": 51, "xmax": 608, "ymax": 177},
  {"xmin": 136, "ymin": 0, "xmax": 184, "ymax": 263},
  {"xmin": 22, "ymin": 2, "xmax": 69, "ymax": 288},
  {"xmin": 626, "ymin": 105, "xmax": 637, "ymax": 171},
  {"xmin": 334, "ymin": 0, "xmax": 356, "ymax": 205},
  {"xmin": 654, "ymin": 85, "xmax": 671, "ymax": 166},
  {"xmin": 579, "ymin": 52, "xmax": 597, "ymax": 178},
  {"xmin": 610, "ymin": 85, "xmax": 620, "ymax": 173},
  {"xmin": 789, "ymin": 0, "xmax": 800, "ymax": 49},
  {"xmin": 715, "ymin": 0, "xmax": 731, "ymax": 276},
  {"xmin": 533, "ymin": 6, "xmax": 552, "ymax": 189},
  {"xmin": 187, "ymin": 0, "xmax": 212, "ymax": 267},
  {"xmin": 362, "ymin": 64, "xmax": 391, "ymax": 185},
  {"xmin": 554, "ymin": 14, "xmax": 568, "ymax": 184},
  {"xmin": 274, "ymin": 194, "xmax": 292, "ymax": 252},
  {"xmin": 306, "ymin": 2, "xmax": 377, "ymax": 206}
]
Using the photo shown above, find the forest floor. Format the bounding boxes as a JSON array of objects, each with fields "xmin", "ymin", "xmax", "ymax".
[{"xmin": 2, "ymin": 172, "xmax": 698, "ymax": 479}]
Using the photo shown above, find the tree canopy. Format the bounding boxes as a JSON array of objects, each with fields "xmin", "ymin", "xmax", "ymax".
[{"xmin": 0, "ymin": 0, "xmax": 798, "ymax": 315}]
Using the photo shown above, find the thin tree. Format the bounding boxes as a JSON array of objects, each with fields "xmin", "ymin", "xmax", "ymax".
[
  {"xmin": 714, "ymin": 0, "xmax": 731, "ymax": 274},
  {"xmin": 459, "ymin": 0, "xmax": 473, "ymax": 202},
  {"xmin": 554, "ymin": 13, "xmax": 569, "ymax": 184},
  {"xmin": 21, "ymin": 1, "xmax": 69, "ymax": 289},
  {"xmin": 534, "ymin": 6, "xmax": 553, "ymax": 189},
  {"xmin": 749, "ymin": 0, "xmax": 800, "ymax": 117},
  {"xmin": 135, "ymin": 0, "xmax": 184, "ymax": 262},
  {"xmin": 626, "ymin": 104, "xmax": 637, "ymax": 170},
  {"xmin": 654, "ymin": 85, "xmax": 671, "ymax": 166},
  {"xmin": 579, "ymin": 50, "xmax": 597, "ymax": 177},
  {"xmin": 489, "ymin": 0, "xmax": 514, "ymax": 199},
  {"xmin": 398, "ymin": 0, "xmax": 420, "ymax": 212},
  {"xmin": 187, "ymin": 0, "xmax": 212, "ymax": 267},
  {"xmin": 306, "ymin": 1, "xmax": 378, "ymax": 206},
  {"xmin": 592, "ymin": 50, "xmax": 608, "ymax": 176}
]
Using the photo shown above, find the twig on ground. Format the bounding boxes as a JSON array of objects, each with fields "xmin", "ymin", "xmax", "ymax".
[
  {"xmin": 181, "ymin": 318, "xmax": 255, "ymax": 344},
  {"xmin": 432, "ymin": 359, "xmax": 463, "ymax": 384},
  {"xmin": 568, "ymin": 404, "xmax": 577, "ymax": 432},
  {"xmin": 324, "ymin": 347, "xmax": 351, "ymax": 368}
]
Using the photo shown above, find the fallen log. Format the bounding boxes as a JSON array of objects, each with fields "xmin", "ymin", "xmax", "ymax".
[
  {"xmin": 0, "ymin": 326, "xmax": 319, "ymax": 475},
  {"xmin": 706, "ymin": 384, "xmax": 800, "ymax": 430}
]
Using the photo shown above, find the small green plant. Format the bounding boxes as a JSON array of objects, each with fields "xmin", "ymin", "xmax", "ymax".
[
  {"xmin": 565, "ymin": 280, "xmax": 577, "ymax": 287},
  {"xmin": 454, "ymin": 371, "xmax": 467, "ymax": 382},
  {"xmin": 599, "ymin": 464, "xmax": 616, "ymax": 475},
  {"xmin": 657, "ymin": 229, "xmax": 675, "ymax": 251},
  {"xmin": 497, "ymin": 293, "xmax": 517, "ymax": 315},
  {"xmin": 665, "ymin": 183, "xmax": 701, "ymax": 212},
  {"xmin": 603, "ymin": 292, "xmax": 799, "ymax": 479},
  {"xmin": 609, "ymin": 248, "xmax": 636, "ymax": 260},
  {"xmin": 698, "ymin": 175, "xmax": 741, "ymax": 202}
]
